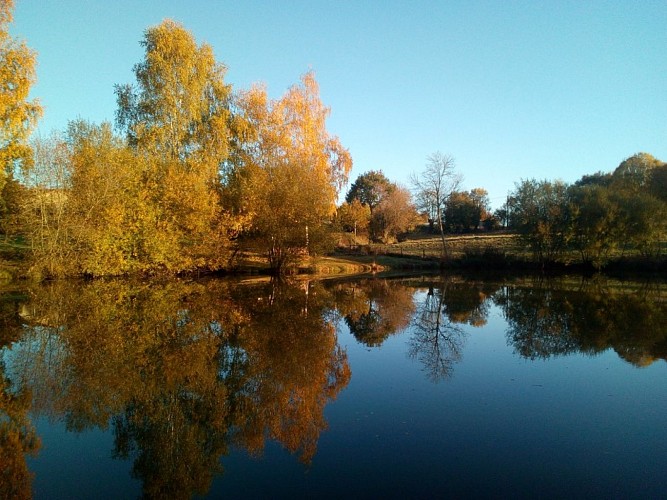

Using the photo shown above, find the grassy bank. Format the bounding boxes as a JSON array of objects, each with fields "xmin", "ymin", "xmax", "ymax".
[{"xmin": 2, "ymin": 231, "xmax": 665, "ymax": 283}]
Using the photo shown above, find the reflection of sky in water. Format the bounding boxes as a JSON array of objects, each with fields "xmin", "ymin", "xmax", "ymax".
[
  {"xmin": 29, "ymin": 417, "xmax": 141, "ymax": 499},
  {"xmin": 5, "ymin": 279, "xmax": 667, "ymax": 498},
  {"xmin": 5, "ymin": 325, "xmax": 69, "ymax": 400},
  {"xmin": 216, "ymin": 302, "xmax": 667, "ymax": 498}
]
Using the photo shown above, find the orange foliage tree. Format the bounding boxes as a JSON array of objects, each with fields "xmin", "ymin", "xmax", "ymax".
[{"xmin": 224, "ymin": 72, "xmax": 352, "ymax": 272}]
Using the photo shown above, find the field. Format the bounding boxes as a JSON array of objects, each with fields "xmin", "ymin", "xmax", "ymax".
[
  {"xmin": 334, "ymin": 228, "xmax": 667, "ymax": 273},
  {"xmin": 336, "ymin": 230, "xmax": 528, "ymax": 262},
  {"xmin": 369, "ymin": 231, "xmax": 525, "ymax": 259}
]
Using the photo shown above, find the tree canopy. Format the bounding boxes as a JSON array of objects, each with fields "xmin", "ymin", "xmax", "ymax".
[
  {"xmin": 11, "ymin": 20, "xmax": 352, "ymax": 276},
  {"xmin": 345, "ymin": 170, "xmax": 393, "ymax": 213}
]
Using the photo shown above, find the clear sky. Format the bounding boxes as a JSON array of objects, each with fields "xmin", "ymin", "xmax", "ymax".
[{"xmin": 11, "ymin": 0, "xmax": 667, "ymax": 209}]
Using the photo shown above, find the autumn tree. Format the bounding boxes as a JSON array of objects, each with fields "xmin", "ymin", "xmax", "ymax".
[
  {"xmin": 0, "ymin": 0, "xmax": 42, "ymax": 223},
  {"xmin": 444, "ymin": 188, "xmax": 489, "ymax": 232},
  {"xmin": 371, "ymin": 186, "xmax": 420, "ymax": 243},
  {"xmin": 568, "ymin": 154, "xmax": 667, "ymax": 265},
  {"xmin": 20, "ymin": 20, "xmax": 240, "ymax": 277},
  {"xmin": 567, "ymin": 184, "xmax": 620, "ymax": 269},
  {"xmin": 614, "ymin": 189, "xmax": 666, "ymax": 258},
  {"xmin": 610, "ymin": 154, "xmax": 667, "ymax": 258},
  {"xmin": 115, "ymin": 19, "xmax": 234, "ymax": 272},
  {"xmin": 649, "ymin": 163, "xmax": 667, "ymax": 203},
  {"xmin": 411, "ymin": 152, "xmax": 460, "ymax": 258},
  {"xmin": 226, "ymin": 72, "xmax": 352, "ymax": 272},
  {"xmin": 611, "ymin": 152, "xmax": 664, "ymax": 192},
  {"xmin": 63, "ymin": 121, "xmax": 163, "ymax": 275},
  {"xmin": 18, "ymin": 132, "xmax": 72, "ymax": 277},
  {"xmin": 444, "ymin": 191, "xmax": 480, "ymax": 232},
  {"xmin": 22, "ymin": 121, "xmax": 179, "ymax": 277},
  {"xmin": 336, "ymin": 199, "xmax": 370, "ymax": 239},
  {"xmin": 574, "ymin": 171, "xmax": 613, "ymax": 188},
  {"xmin": 469, "ymin": 188, "xmax": 490, "ymax": 226}
]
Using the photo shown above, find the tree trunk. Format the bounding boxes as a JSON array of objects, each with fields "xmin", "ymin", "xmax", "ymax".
[{"xmin": 436, "ymin": 206, "xmax": 448, "ymax": 259}]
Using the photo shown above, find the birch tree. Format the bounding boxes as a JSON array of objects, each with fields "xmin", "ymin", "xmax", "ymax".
[
  {"xmin": 115, "ymin": 19, "xmax": 234, "ymax": 271},
  {"xmin": 0, "ymin": 0, "xmax": 42, "ymax": 216},
  {"xmin": 228, "ymin": 72, "xmax": 352, "ymax": 272}
]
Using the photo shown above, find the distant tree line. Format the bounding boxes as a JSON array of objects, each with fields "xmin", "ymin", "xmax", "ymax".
[
  {"xmin": 502, "ymin": 152, "xmax": 667, "ymax": 268},
  {"xmin": 340, "ymin": 151, "xmax": 666, "ymax": 270},
  {"xmin": 339, "ymin": 156, "xmax": 493, "ymax": 250}
]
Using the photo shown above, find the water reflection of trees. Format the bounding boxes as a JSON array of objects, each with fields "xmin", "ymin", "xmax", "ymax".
[
  {"xmin": 3, "ymin": 275, "xmax": 667, "ymax": 497},
  {"xmin": 334, "ymin": 279, "xmax": 415, "ymax": 346},
  {"xmin": 495, "ymin": 278, "xmax": 667, "ymax": 366},
  {"xmin": 2, "ymin": 278, "xmax": 350, "ymax": 499},
  {"xmin": 409, "ymin": 285, "xmax": 465, "ymax": 381},
  {"xmin": 0, "ymin": 292, "xmax": 40, "ymax": 500},
  {"xmin": 409, "ymin": 280, "xmax": 497, "ymax": 381},
  {"xmin": 333, "ymin": 277, "xmax": 496, "ymax": 381}
]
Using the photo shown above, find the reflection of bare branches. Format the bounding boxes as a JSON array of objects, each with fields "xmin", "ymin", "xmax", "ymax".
[
  {"xmin": 6, "ymin": 325, "xmax": 69, "ymax": 418},
  {"xmin": 409, "ymin": 286, "xmax": 466, "ymax": 382}
]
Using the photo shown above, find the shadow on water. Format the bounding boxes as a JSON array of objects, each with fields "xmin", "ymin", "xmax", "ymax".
[{"xmin": 0, "ymin": 273, "xmax": 666, "ymax": 497}]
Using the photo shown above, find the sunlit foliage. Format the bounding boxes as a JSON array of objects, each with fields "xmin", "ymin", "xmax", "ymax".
[
  {"xmin": 371, "ymin": 185, "xmax": 421, "ymax": 243},
  {"xmin": 335, "ymin": 199, "xmax": 371, "ymax": 236},
  {"xmin": 345, "ymin": 170, "xmax": 394, "ymax": 214},
  {"xmin": 509, "ymin": 179, "xmax": 571, "ymax": 264},
  {"xmin": 226, "ymin": 72, "xmax": 352, "ymax": 272},
  {"xmin": 0, "ymin": 0, "xmax": 41, "ymax": 219},
  {"xmin": 114, "ymin": 19, "xmax": 235, "ymax": 272}
]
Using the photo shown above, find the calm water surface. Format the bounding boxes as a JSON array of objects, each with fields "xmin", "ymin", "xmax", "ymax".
[{"xmin": 1, "ymin": 275, "xmax": 666, "ymax": 498}]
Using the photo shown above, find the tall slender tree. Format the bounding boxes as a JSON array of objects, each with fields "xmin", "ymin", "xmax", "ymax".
[
  {"xmin": 0, "ymin": 0, "xmax": 42, "ymax": 215},
  {"xmin": 411, "ymin": 152, "xmax": 461, "ymax": 258}
]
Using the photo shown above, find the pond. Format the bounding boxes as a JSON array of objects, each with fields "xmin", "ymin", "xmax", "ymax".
[{"xmin": 1, "ymin": 275, "xmax": 666, "ymax": 498}]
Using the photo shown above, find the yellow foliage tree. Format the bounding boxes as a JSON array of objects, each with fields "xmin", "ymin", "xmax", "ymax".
[
  {"xmin": 228, "ymin": 72, "xmax": 352, "ymax": 272},
  {"xmin": 0, "ymin": 0, "xmax": 41, "ymax": 217},
  {"xmin": 65, "ymin": 121, "xmax": 165, "ymax": 275},
  {"xmin": 115, "ymin": 19, "xmax": 234, "ymax": 272}
]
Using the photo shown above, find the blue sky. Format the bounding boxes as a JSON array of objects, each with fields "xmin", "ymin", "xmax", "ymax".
[{"xmin": 12, "ymin": 0, "xmax": 667, "ymax": 209}]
